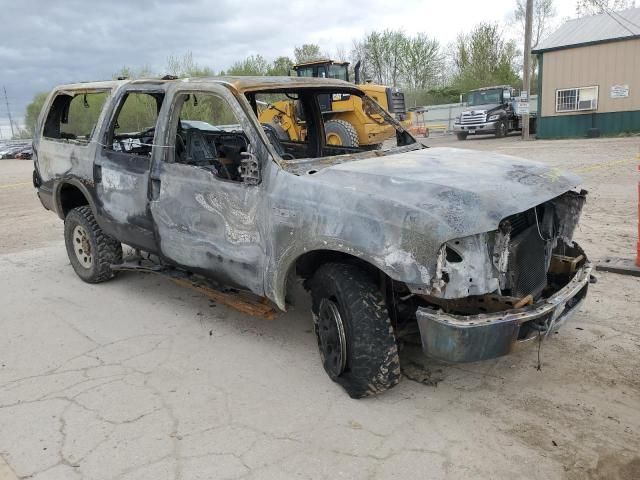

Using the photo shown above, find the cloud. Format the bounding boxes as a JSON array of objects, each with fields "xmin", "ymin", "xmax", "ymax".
[{"xmin": 0, "ymin": 0, "xmax": 576, "ymax": 136}]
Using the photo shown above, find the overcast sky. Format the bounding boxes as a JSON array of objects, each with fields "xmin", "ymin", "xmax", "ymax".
[{"xmin": 0, "ymin": 0, "xmax": 576, "ymax": 138}]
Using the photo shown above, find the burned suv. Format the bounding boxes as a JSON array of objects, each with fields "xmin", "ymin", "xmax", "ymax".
[{"xmin": 33, "ymin": 76, "xmax": 591, "ymax": 398}]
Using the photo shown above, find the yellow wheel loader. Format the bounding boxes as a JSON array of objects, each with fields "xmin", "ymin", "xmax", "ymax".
[{"xmin": 258, "ymin": 59, "xmax": 410, "ymax": 148}]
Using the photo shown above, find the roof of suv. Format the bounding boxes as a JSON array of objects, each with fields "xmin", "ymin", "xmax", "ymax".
[{"xmin": 53, "ymin": 76, "xmax": 360, "ymax": 94}]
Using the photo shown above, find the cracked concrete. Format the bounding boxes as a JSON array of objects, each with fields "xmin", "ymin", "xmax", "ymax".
[{"xmin": 1, "ymin": 136, "xmax": 640, "ymax": 479}]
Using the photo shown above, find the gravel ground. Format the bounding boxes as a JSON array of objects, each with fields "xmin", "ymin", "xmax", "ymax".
[{"xmin": 0, "ymin": 135, "xmax": 639, "ymax": 480}]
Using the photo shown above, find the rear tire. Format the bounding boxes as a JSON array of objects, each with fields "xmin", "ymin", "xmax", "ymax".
[
  {"xmin": 64, "ymin": 206, "xmax": 122, "ymax": 283},
  {"xmin": 456, "ymin": 132, "xmax": 468, "ymax": 141},
  {"xmin": 325, "ymin": 119, "xmax": 359, "ymax": 147},
  {"xmin": 309, "ymin": 263, "xmax": 400, "ymax": 398}
]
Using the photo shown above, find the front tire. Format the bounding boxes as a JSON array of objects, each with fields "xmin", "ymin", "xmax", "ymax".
[
  {"xmin": 64, "ymin": 206, "xmax": 122, "ymax": 283},
  {"xmin": 309, "ymin": 263, "xmax": 400, "ymax": 398},
  {"xmin": 495, "ymin": 120, "xmax": 508, "ymax": 138},
  {"xmin": 456, "ymin": 132, "xmax": 468, "ymax": 141}
]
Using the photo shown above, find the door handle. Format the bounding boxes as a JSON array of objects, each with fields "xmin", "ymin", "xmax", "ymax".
[
  {"xmin": 151, "ymin": 178, "xmax": 161, "ymax": 200},
  {"xmin": 94, "ymin": 164, "xmax": 102, "ymax": 182}
]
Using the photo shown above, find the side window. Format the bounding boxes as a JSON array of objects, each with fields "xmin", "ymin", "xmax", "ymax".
[
  {"xmin": 171, "ymin": 92, "xmax": 249, "ymax": 183},
  {"xmin": 43, "ymin": 91, "xmax": 108, "ymax": 144},
  {"xmin": 318, "ymin": 91, "xmax": 408, "ymax": 154},
  {"xmin": 107, "ymin": 92, "xmax": 163, "ymax": 157},
  {"xmin": 254, "ymin": 92, "xmax": 309, "ymax": 160}
]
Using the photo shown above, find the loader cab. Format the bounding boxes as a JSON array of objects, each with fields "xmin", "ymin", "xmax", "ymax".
[{"xmin": 293, "ymin": 60, "xmax": 349, "ymax": 82}]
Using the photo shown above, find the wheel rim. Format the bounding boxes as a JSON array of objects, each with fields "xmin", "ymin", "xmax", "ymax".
[
  {"xmin": 316, "ymin": 298, "xmax": 347, "ymax": 378},
  {"xmin": 72, "ymin": 225, "xmax": 93, "ymax": 268},
  {"xmin": 326, "ymin": 132, "xmax": 343, "ymax": 146}
]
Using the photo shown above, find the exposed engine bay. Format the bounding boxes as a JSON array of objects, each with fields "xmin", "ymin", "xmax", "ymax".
[
  {"xmin": 389, "ymin": 189, "xmax": 590, "ymax": 360},
  {"xmin": 426, "ymin": 189, "xmax": 587, "ymax": 302}
]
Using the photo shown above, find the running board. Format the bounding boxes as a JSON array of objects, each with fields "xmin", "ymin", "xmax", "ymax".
[{"xmin": 111, "ymin": 260, "xmax": 277, "ymax": 320}]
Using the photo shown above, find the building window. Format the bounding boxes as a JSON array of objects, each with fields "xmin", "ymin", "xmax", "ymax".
[{"xmin": 556, "ymin": 86, "xmax": 598, "ymax": 113}]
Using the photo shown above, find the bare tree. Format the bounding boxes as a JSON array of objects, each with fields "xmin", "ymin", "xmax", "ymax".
[
  {"xmin": 513, "ymin": 0, "xmax": 556, "ymax": 92},
  {"xmin": 166, "ymin": 52, "xmax": 213, "ymax": 77},
  {"xmin": 334, "ymin": 45, "xmax": 348, "ymax": 62},
  {"xmin": 514, "ymin": 0, "xmax": 556, "ymax": 49},
  {"xmin": 576, "ymin": 0, "xmax": 636, "ymax": 16}
]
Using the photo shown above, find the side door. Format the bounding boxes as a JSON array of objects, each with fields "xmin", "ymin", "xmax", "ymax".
[
  {"xmin": 34, "ymin": 89, "xmax": 111, "ymax": 206},
  {"xmin": 149, "ymin": 84, "xmax": 267, "ymax": 295},
  {"xmin": 94, "ymin": 88, "xmax": 165, "ymax": 251}
]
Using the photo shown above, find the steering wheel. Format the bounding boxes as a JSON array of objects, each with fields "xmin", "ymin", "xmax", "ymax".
[{"xmin": 213, "ymin": 157, "xmax": 233, "ymax": 180}]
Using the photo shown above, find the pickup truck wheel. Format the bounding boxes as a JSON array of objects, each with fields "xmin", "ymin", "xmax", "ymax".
[
  {"xmin": 495, "ymin": 120, "xmax": 508, "ymax": 138},
  {"xmin": 325, "ymin": 119, "xmax": 359, "ymax": 147},
  {"xmin": 64, "ymin": 206, "xmax": 122, "ymax": 283},
  {"xmin": 309, "ymin": 263, "xmax": 400, "ymax": 398},
  {"xmin": 456, "ymin": 132, "xmax": 468, "ymax": 141}
]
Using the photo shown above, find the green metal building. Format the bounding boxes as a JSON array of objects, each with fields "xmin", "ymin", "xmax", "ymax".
[{"xmin": 533, "ymin": 7, "xmax": 640, "ymax": 139}]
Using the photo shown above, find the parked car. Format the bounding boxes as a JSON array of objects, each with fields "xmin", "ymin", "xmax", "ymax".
[
  {"xmin": 32, "ymin": 77, "xmax": 592, "ymax": 398},
  {"xmin": 0, "ymin": 145, "xmax": 26, "ymax": 159},
  {"xmin": 15, "ymin": 146, "xmax": 33, "ymax": 160}
]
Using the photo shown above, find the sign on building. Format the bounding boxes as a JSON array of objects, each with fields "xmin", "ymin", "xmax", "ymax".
[
  {"xmin": 610, "ymin": 85, "xmax": 629, "ymax": 98},
  {"xmin": 517, "ymin": 101, "xmax": 530, "ymax": 115}
]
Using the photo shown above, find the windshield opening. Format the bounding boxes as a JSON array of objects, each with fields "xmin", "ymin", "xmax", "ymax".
[
  {"xmin": 248, "ymin": 87, "xmax": 419, "ymax": 168},
  {"xmin": 467, "ymin": 89, "xmax": 503, "ymax": 106}
]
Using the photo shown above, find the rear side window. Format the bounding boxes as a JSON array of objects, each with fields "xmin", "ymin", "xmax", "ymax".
[
  {"xmin": 106, "ymin": 92, "xmax": 163, "ymax": 157},
  {"xmin": 113, "ymin": 92, "xmax": 160, "ymax": 135},
  {"xmin": 43, "ymin": 91, "xmax": 109, "ymax": 144}
]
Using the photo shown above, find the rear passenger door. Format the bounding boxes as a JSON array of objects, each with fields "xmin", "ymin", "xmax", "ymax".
[
  {"xmin": 36, "ymin": 89, "xmax": 110, "ymax": 190},
  {"xmin": 94, "ymin": 88, "xmax": 164, "ymax": 252}
]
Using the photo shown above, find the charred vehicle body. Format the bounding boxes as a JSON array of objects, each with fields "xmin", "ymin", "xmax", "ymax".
[{"xmin": 32, "ymin": 76, "xmax": 591, "ymax": 398}]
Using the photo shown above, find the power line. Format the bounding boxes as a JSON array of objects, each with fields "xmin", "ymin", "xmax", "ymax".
[
  {"xmin": 591, "ymin": 0, "xmax": 640, "ymax": 35},
  {"xmin": 609, "ymin": 5, "xmax": 640, "ymax": 31}
]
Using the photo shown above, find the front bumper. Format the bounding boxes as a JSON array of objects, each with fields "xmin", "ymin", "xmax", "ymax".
[
  {"xmin": 416, "ymin": 262, "xmax": 592, "ymax": 363},
  {"xmin": 453, "ymin": 121, "xmax": 498, "ymax": 134}
]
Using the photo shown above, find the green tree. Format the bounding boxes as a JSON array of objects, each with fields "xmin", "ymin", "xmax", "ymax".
[
  {"xmin": 451, "ymin": 23, "xmax": 520, "ymax": 91},
  {"xmin": 24, "ymin": 91, "xmax": 49, "ymax": 135},
  {"xmin": 294, "ymin": 44, "xmax": 323, "ymax": 63},
  {"xmin": 226, "ymin": 54, "xmax": 269, "ymax": 76},
  {"xmin": 352, "ymin": 30, "xmax": 408, "ymax": 87},
  {"xmin": 267, "ymin": 56, "xmax": 294, "ymax": 76},
  {"xmin": 399, "ymin": 33, "xmax": 443, "ymax": 90},
  {"xmin": 112, "ymin": 65, "xmax": 153, "ymax": 80},
  {"xmin": 165, "ymin": 52, "xmax": 213, "ymax": 77}
]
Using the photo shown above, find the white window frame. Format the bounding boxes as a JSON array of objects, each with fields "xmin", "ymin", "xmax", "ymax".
[{"xmin": 555, "ymin": 86, "xmax": 599, "ymax": 113}]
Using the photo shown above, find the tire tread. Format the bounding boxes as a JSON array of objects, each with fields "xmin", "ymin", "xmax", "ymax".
[
  {"xmin": 64, "ymin": 206, "xmax": 122, "ymax": 283},
  {"xmin": 310, "ymin": 263, "xmax": 400, "ymax": 398}
]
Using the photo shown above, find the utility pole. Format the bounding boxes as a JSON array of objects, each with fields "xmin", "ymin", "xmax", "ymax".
[
  {"xmin": 522, "ymin": 0, "xmax": 534, "ymax": 140},
  {"xmin": 3, "ymin": 86, "xmax": 16, "ymax": 139}
]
